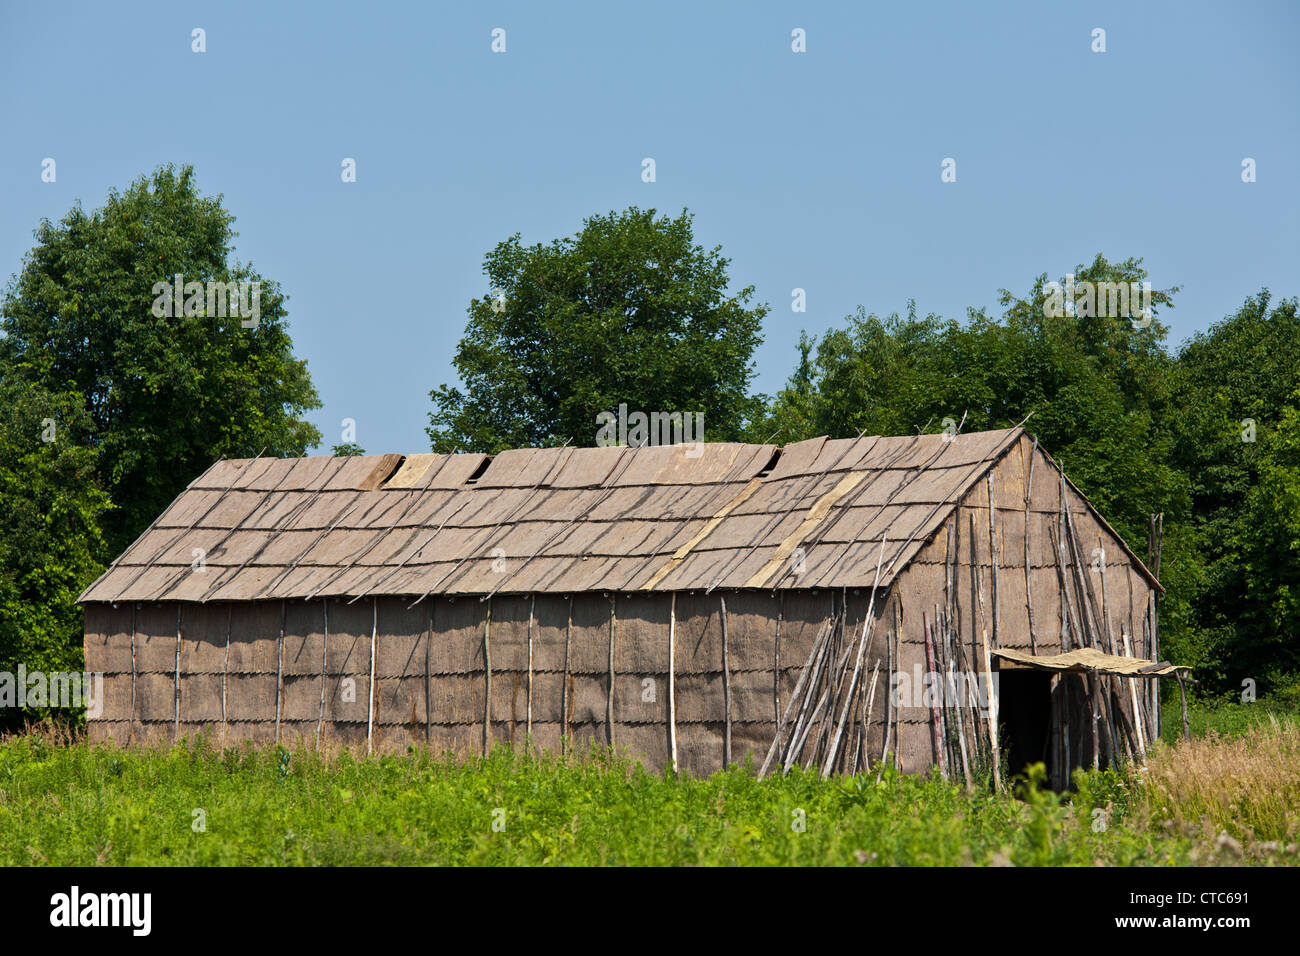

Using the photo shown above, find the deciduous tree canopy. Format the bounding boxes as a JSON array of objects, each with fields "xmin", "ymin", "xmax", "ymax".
[
  {"xmin": 427, "ymin": 207, "xmax": 766, "ymax": 452},
  {"xmin": 1, "ymin": 164, "xmax": 322, "ymax": 555}
]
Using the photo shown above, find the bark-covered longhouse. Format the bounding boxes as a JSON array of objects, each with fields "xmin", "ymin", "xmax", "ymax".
[{"xmin": 79, "ymin": 428, "xmax": 1180, "ymax": 787}]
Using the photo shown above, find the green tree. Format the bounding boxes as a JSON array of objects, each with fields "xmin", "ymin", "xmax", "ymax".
[
  {"xmin": 1, "ymin": 164, "xmax": 322, "ymax": 555},
  {"xmin": 1168, "ymin": 292, "xmax": 1300, "ymax": 689},
  {"xmin": 0, "ymin": 378, "xmax": 110, "ymax": 727},
  {"xmin": 1240, "ymin": 388, "xmax": 1300, "ymax": 688},
  {"xmin": 757, "ymin": 255, "xmax": 1185, "ymax": 547},
  {"xmin": 427, "ymin": 207, "xmax": 767, "ymax": 452}
]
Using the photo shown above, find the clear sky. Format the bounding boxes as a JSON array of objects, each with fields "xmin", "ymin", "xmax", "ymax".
[{"xmin": 2, "ymin": 1, "xmax": 1297, "ymax": 455}]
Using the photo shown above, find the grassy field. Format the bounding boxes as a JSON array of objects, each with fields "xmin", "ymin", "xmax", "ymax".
[{"xmin": 2, "ymin": 698, "xmax": 1297, "ymax": 866}]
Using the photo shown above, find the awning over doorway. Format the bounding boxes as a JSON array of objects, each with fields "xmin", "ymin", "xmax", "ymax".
[{"xmin": 992, "ymin": 647, "xmax": 1190, "ymax": 677}]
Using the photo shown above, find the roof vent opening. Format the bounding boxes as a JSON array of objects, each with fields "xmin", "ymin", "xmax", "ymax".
[
  {"xmin": 756, "ymin": 447, "xmax": 782, "ymax": 479},
  {"xmin": 376, "ymin": 455, "xmax": 407, "ymax": 487},
  {"xmin": 464, "ymin": 455, "xmax": 493, "ymax": 485}
]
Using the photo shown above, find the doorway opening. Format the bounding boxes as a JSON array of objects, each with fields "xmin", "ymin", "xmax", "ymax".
[{"xmin": 997, "ymin": 668, "xmax": 1053, "ymax": 781}]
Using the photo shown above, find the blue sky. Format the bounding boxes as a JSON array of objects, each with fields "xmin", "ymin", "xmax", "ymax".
[{"xmin": 2, "ymin": 1, "xmax": 1297, "ymax": 454}]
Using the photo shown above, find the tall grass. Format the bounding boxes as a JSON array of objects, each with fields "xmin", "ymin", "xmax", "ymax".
[
  {"xmin": 0, "ymin": 732, "xmax": 1198, "ymax": 867},
  {"xmin": 1143, "ymin": 716, "xmax": 1300, "ymax": 844},
  {"xmin": 1, "ymin": 715, "xmax": 1296, "ymax": 865}
]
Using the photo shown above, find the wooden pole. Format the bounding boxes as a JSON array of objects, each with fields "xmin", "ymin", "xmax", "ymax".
[
  {"xmin": 220, "ymin": 604, "xmax": 228, "ymax": 749},
  {"xmin": 561, "ymin": 595, "xmax": 572, "ymax": 756},
  {"xmin": 483, "ymin": 598, "xmax": 492, "ymax": 756},
  {"xmin": 173, "ymin": 605, "xmax": 182, "ymax": 742},
  {"xmin": 1177, "ymin": 671, "xmax": 1191, "ymax": 742},
  {"xmin": 860, "ymin": 660, "xmax": 880, "ymax": 775},
  {"xmin": 366, "ymin": 597, "xmax": 377, "ymax": 756},
  {"xmin": 720, "ymin": 593, "xmax": 732, "ymax": 768},
  {"xmin": 1098, "ymin": 538, "xmax": 1114, "ymax": 653},
  {"xmin": 878, "ymin": 625, "xmax": 894, "ymax": 775},
  {"xmin": 1151, "ymin": 514, "xmax": 1164, "ymax": 739},
  {"xmin": 981, "ymin": 630, "xmax": 1000, "ymax": 790},
  {"xmin": 129, "ymin": 604, "xmax": 138, "ymax": 745},
  {"xmin": 668, "ymin": 592, "xmax": 678, "ymax": 774},
  {"xmin": 1054, "ymin": 468, "xmax": 1073, "ymax": 651},
  {"xmin": 526, "ymin": 594, "xmax": 535, "ymax": 742},
  {"xmin": 923, "ymin": 612, "xmax": 948, "ymax": 779},
  {"xmin": 1024, "ymin": 436, "xmax": 1038, "ymax": 653},
  {"xmin": 1061, "ymin": 492, "xmax": 1117, "ymax": 765},
  {"xmin": 759, "ymin": 610, "xmax": 834, "ymax": 778},
  {"xmin": 1096, "ymin": 539, "xmax": 1121, "ymax": 761},
  {"xmin": 316, "ymin": 601, "xmax": 328, "ymax": 749},
  {"xmin": 275, "ymin": 599, "xmax": 285, "ymax": 745},
  {"xmin": 607, "ymin": 594, "xmax": 617, "ymax": 751},
  {"xmin": 774, "ymin": 592, "xmax": 783, "ymax": 724},
  {"xmin": 970, "ymin": 512, "xmax": 981, "ymax": 666},
  {"xmin": 1123, "ymin": 630, "xmax": 1147, "ymax": 760},
  {"xmin": 825, "ymin": 536, "xmax": 887, "ymax": 777},
  {"xmin": 951, "ymin": 658, "xmax": 972, "ymax": 790},
  {"xmin": 894, "ymin": 601, "xmax": 903, "ymax": 770},
  {"xmin": 425, "ymin": 603, "xmax": 432, "ymax": 747},
  {"xmin": 782, "ymin": 608, "xmax": 840, "ymax": 773},
  {"xmin": 986, "ymin": 475, "xmax": 1001, "ymax": 650}
]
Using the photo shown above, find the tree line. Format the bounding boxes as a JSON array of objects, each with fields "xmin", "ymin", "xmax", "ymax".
[{"xmin": 2, "ymin": 165, "xmax": 1295, "ymax": 726}]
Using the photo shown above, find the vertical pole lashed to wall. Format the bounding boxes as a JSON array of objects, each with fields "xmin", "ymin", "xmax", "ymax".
[
  {"xmin": 969, "ymin": 512, "xmax": 981, "ymax": 666},
  {"xmin": 668, "ymin": 592, "xmax": 678, "ymax": 774},
  {"xmin": 720, "ymin": 593, "xmax": 732, "ymax": 769},
  {"xmin": 129, "ymin": 604, "xmax": 138, "ymax": 745},
  {"xmin": 607, "ymin": 593, "xmax": 617, "ymax": 750},
  {"xmin": 425, "ymin": 603, "xmax": 433, "ymax": 747},
  {"xmin": 316, "ymin": 600, "xmax": 328, "ymax": 749},
  {"xmin": 483, "ymin": 598, "xmax": 492, "ymax": 756},
  {"xmin": 879, "ymin": 613, "xmax": 893, "ymax": 774},
  {"xmin": 893, "ymin": 599, "xmax": 903, "ymax": 771},
  {"xmin": 526, "ymin": 594, "xmax": 535, "ymax": 742},
  {"xmin": 1151, "ymin": 513, "xmax": 1163, "ymax": 740},
  {"xmin": 1024, "ymin": 437, "xmax": 1038, "ymax": 653},
  {"xmin": 275, "ymin": 599, "xmax": 285, "ymax": 745},
  {"xmin": 986, "ymin": 474, "xmax": 1001, "ymax": 650},
  {"xmin": 1177, "ymin": 671, "xmax": 1190, "ymax": 742},
  {"xmin": 173, "ymin": 605, "xmax": 182, "ymax": 741},
  {"xmin": 222, "ymin": 603, "xmax": 231, "ymax": 748},
  {"xmin": 1123, "ymin": 631, "xmax": 1147, "ymax": 760},
  {"xmin": 561, "ymin": 595, "xmax": 571, "ymax": 755},
  {"xmin": 1054, "ymin": 468, "xmax": 1074, "ymax": 652},
  {"xmin": 773, "ymin": 592, "xmax": 783, "ymax": 723},
  {"xmin": 981, "ymin": 630, "xmax": 1000, "ymax": 790},
  {"xmin": 366, "ymin": 597, "xmax": 377, "ymax": 756},
  {"xmin": 923, "ymin": 611, "xmax": 947, "ymax": 780}
]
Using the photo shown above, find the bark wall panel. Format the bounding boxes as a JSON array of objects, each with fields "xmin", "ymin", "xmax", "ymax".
[
  {"xmin": 428, "ymin": 597, "xmax": 486, "ymax": 674},
  {"xmin": 83, "ymin": 604, "xmax": 135, "ymax": 675},
  {"xmin": 133, "ymin": 604, "xmax": 179, "ymax": 673},
  {"xmin": 611, "ymin": 673, "xmax": 668, "ymax": 723},
  {"xmin": 280, "ymin": 600, "xmax": 325, "ymax": 675},
  {"xmin": 281, "ymin": 674, "xmax": 325, "ymax": 722},
  {"xmin": 179, "ymin": 673, "xmax": 223, "ymax": 722},
  {"xmin": 564, "ymin": 595, "xmax": 612, "ymax": 674},
  {"xmin": 612, "ymin": 592, "xmax": 670, "ymax": 673},
  {"xmin": 529, "ymin": 595, "xmax": 571, "ymax": 672},
  {"xmin": 179, "ymin": 603, "xmax": 229, "ymax": 674},
  {"xmin": 224, "ymin": 602, "xmax": 280, "ymax": 673}
]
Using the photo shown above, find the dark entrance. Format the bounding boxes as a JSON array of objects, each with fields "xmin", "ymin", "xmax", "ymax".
[{"xmin": 997, "ymin": 668, "xmax": 1053, "ymax": 780}]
